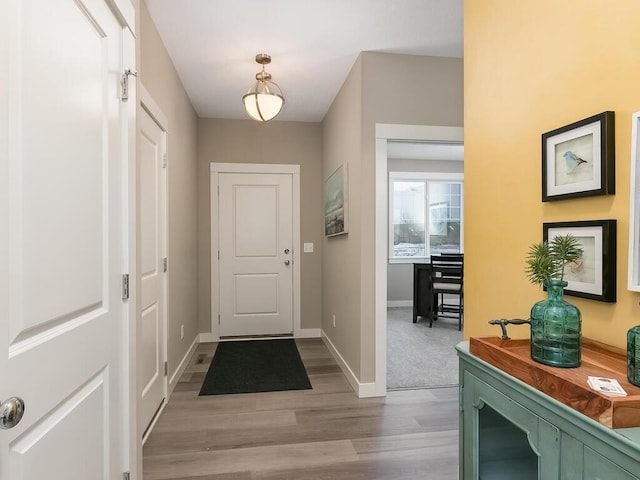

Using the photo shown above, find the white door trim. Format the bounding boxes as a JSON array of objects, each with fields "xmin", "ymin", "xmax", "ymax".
[
  {"xmin": 209, "ymin": 163, "xmax": 301, "ymax": 342},
  {"xmin": 140, "ymin": 85, "xmax": 168, "ymax": 135},
  {"xmin": 374, "ymin": 124, "xmax": 464, "ymax": 397},
  {"xmin": 110, "ymin": 0, "xmax": 135, "ymax": 32},
  {"xmin": 121, "ymin": 18, "xmax": 138, "ymax": 480},
  {"xmin": 137, "ymin": 83, "xmax": 169, "ymax": 443}
]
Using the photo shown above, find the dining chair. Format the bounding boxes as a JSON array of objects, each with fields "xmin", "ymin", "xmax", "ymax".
[{"xmin": 429, "ymin": 254, "xmax": 464, "ymax": 330}]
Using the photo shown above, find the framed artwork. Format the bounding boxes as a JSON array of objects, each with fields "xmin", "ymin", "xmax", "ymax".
[
  {"xmin": 542, "ymin": 111, "xmax": 615, "ymax": 202},
  {"xmin": 543, "ymin": 220, "xmax": 617, "ymax": 302},
  {"xmin": 628, "ymin": 112, "xmax": 640, "ymax": 291},
  {"xmin": 324, "ymin": 164, "xmax": 348, "ymax": 236}
]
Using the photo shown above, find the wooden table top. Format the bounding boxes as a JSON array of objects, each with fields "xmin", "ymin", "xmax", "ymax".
[{"xmin": 469, "ymin": 336, "xmax": 640, "ymax": 429}]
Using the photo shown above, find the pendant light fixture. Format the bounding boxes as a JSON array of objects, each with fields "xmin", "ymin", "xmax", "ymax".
[{"xmin": 242, "ymin": 53, "xmax": 285, "ymax": 122}]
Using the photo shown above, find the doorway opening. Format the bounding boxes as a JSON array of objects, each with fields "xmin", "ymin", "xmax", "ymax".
[
  {"xmin": 374, "ymin": 125, "xmax": 464, "ymax": 395},
  {"xmin": 386, "ymin": 140, "xmax": 464, "ymax": 390}
]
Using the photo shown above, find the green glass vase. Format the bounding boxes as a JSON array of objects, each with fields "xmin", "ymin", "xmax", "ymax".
[
  {"xmin": 628, "ymin": 325, "xmax": 640, "ymax": 387},
  {"xmin": 530, "ymin": 280, "xmax": 581, "ymax": 368}
]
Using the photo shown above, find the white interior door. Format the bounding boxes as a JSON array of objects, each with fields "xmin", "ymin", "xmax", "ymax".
[
  {"xmin": 138, "ymin": 102, "xmax": 167, "ymax": 438},
  {"xmin": 218, "ymin": 173, "xmax": 293, "ymax": 337},
  {"xmin": 0, "ymin": 0, "xmax": 132, "ymax": 478}
]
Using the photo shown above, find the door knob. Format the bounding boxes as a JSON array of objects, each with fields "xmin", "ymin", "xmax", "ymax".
[
  {"xmin": 0, "ymin": 397, "xmax": 25, "ymax": 429},
  {"xmin": 284, "ymin": 260, "xmax": 290, "ymax": 266}
]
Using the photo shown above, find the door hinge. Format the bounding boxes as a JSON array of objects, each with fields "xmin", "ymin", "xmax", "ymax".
[
  {"xmin": 163, "ymin": 257, "xmax": 168, "ymax": 272},
  {"xmin": 218, "ymin": 250, "xmax": 220, "ymax": 260},
  {"xmin": 121, "ymin": 69, "xmax": 137, "ymax": 102},
  {"xmin": 123, "ymin": 473, "xmax": 130, "ymax": 480},
  {"xmin": 162, "ymin": 153, "xmax": 167, "ymax": 168},
  {"xmin": 164, "ymin": 361, "xmax": 168, "ymax": 376},
  {"xmin": 218, "ymin": 314, "xmax": 221, "ymax": 325},
  {"xmin": 459, "ymin": 385, "xmax": 464, "ymax": 412},
  {"xmin": 122, "ymin": 274, "xmax": 129, "ymax": 300}
]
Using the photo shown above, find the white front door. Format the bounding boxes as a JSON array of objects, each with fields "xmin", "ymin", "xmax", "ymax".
[
  {"xmin": 218, "ymin": 173, "xmax": 294, "ymax": 337},
  {"xmin": 138, "ymin": 101, "xmax": 167, "ymax": 438},
  {"xmin": 0, "ymin": 0, "xmax": 132, "ymax": 478}
]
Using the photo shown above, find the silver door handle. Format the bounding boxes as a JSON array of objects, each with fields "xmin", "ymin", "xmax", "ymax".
[
  {"xmin": 284, "ymin": 260, "xmax": 290, "ymax": 266},
  {"xmin": 0, "ymin": 397, "xmax": 25, "ymax": 429}
]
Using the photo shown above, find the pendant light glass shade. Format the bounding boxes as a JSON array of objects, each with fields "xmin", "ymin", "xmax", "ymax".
[
  {"xmin": 242, "ymin": 87, "xmax": 284, "ymax": 122},
  {"xmin": 242, "ymin": 54, "xmax": 285, "ymax": 122}
]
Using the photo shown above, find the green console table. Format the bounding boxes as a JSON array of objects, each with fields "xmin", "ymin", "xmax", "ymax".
[{"xmin": 457, "ymin": 339, "xmax": 640, "ymax": 479}]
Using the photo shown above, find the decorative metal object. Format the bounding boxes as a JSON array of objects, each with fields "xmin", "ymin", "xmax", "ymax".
[{"xmin": 488, "ymin": 318, "xmax": 531, "ymax": 340}]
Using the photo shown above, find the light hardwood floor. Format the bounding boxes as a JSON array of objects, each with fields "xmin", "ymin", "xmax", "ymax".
[{"xmin": 143, "ymin": 338, "xmax": 459, "ymax": 479}]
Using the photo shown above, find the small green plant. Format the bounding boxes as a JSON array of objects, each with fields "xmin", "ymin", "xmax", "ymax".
[{"xmin": 525, "ymin": 234, "xmax": 584, "ymax": 286}]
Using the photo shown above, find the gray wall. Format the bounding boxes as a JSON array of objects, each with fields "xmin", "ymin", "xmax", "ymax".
[
  {"xmin": 387, "ymin": 264, "xmax": 414, "ymax": 303},
  {"xmin": 140, "ymin": 2, "xmax": 199, "ymax": 378},
  {"xmin": 322, "ymin": 52, "xmax": 463, "ymax": 383},
  {"xmin": 197, "ymin": 119, "xmax": 323, "ymax": 334},
  {"xmin": 321, "ymin": 57, "xmax": 364, "ymax": 378}
]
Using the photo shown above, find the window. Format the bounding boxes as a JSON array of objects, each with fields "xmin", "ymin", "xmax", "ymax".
[{"xmin": 389, "ymin": 172, "xmax": 463, "ymax": 262}]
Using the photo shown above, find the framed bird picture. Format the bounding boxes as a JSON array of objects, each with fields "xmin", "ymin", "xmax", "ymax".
[
  {"xmin": 543, "ymin": 219, "xmax": 617, "ymax": 302},
  {"xmin": 542, "ymin": 111, "xmax": 615, "ymax": 202}
]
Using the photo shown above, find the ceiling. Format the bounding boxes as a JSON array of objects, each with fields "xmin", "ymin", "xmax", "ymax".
[{"xmin": 144, "ymin": 0, "xmax": 463, "ymax": 122}]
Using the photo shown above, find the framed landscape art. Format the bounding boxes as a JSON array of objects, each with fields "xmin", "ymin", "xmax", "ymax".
[{"xmin": 324, "ymin": 164, "xmax": 348, "ymax": 237}]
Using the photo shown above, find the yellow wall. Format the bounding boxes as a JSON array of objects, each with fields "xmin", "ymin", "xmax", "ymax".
[{"xmin": 464, "ymin": 1, "xmax": 640, "ymax": 348}]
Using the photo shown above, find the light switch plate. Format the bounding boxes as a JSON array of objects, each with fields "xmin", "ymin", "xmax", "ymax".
[{"xmin": 303, "ymin": 242, "xmax": 314, "ymax": 253}]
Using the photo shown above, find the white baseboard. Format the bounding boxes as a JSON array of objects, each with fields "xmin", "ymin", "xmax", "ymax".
[
  {"xmin": 199, "ymin": 332, "xmax": 217, "ymax": 343},
  {"xmin": 295, "ymin": 328, "xmax": 321, "ymax": 338},
  {"xmin": 144, "ymin": 335, "xmax": 199, "ymax": 444},
  {"xmin": 141, "ymin": 399, "xmax": 166, "ymax": 446},
  {"xmin": 320, "ymin": 330, "xmax": 381, "ymax": 398},
  {"xmin": 168, "ymin": 335, "xmax": 199, "ymax": 395},
  {"xmin": 387, "ymin": 300, "xmax": 412, "ymax": 308},
  {"xmin": 358, "ymin": 382, "xmax": 380, "ymax": 398}
]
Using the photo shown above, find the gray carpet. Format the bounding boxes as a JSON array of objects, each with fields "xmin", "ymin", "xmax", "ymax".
[{"xmin": 387, "ymin": 307, "xmax": 463, "ymax": 389}]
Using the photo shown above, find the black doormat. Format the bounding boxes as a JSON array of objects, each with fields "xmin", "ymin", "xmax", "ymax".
[{"xmin": 199, "ymin": 339, "xmax": 312, "ymax": 395}]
